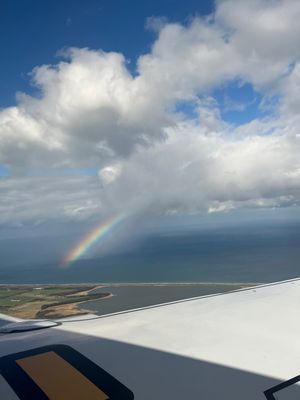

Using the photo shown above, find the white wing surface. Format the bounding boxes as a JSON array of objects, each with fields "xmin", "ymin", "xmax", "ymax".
[{"xmin": 1, "ymin": 278, "xmax": 300, "ymax": 399}]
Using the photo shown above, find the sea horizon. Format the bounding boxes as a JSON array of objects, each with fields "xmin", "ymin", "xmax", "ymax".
[{"xmin": 1, "ymin": 222, "xmax": 300, "ymax": 285}]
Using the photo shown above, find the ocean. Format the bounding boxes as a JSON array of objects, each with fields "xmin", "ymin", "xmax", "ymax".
[{"xmin": 0, "ymin": 221, "xmax": 299, "ymax": 284}]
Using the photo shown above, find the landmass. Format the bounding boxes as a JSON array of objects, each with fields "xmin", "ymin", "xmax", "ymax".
[
  {"xmin": 0, "ymin": 282, "xmax": 256, "ymax": 320},
  {"xmin": 0, "ymin": 284, "xmax": 111, "ymax": 319}
]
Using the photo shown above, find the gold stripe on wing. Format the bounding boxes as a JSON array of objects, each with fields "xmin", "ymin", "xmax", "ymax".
[{"xmin": 16, "ymin": 351, "xmax": 109, "ymax": 400}]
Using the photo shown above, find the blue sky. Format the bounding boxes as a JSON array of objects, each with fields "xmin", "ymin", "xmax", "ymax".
[
  {"xmin": 1, "ymin": 0, "xmax": 262, "ymax": 178},
  {"xmin": 0, "ymin": 0, "xmax": 213, "ymax": 107},
  {"xmin": 1, "ymin": 0, "xmax": 300, "ymax": 231},
  {"xmin": 0, "ymin": 0, "xmax": 266, "ymax": 127}
]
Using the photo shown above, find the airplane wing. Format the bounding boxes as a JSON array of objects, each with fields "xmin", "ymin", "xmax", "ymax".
[{"xmin": 0, "ymin": 278, "xmax": 300, "ymax": 399}]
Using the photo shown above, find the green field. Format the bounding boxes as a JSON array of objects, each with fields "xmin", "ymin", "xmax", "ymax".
[{"xmin": 0, "ymin": 285, "xmax": 109, "ymax": 319}]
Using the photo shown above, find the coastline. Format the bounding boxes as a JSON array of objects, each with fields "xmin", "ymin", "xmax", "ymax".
[
  {"xmin": 0, "ymin": 282, "xmax": 258, "ymax": 320},
  {"xmin": 0, "ymin": 284, "xmax": 111, "ymax": 319},
  {"xmin": 37, "ymin": 291, "xmax": 114, "ymax": 319},
  {"xmin": 0, "ymin": 281, "xmax": 260, "ymax": 287}
]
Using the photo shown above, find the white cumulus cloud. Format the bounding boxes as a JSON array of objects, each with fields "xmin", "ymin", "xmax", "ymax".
[{"xmin": 1, "ymin": 0, "xmax": 300, "ymax": 225}]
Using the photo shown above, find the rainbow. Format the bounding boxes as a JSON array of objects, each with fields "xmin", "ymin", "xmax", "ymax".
[{"xmin": 61, "ymin": 213, "xmax": 126, "ymax": 267}]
